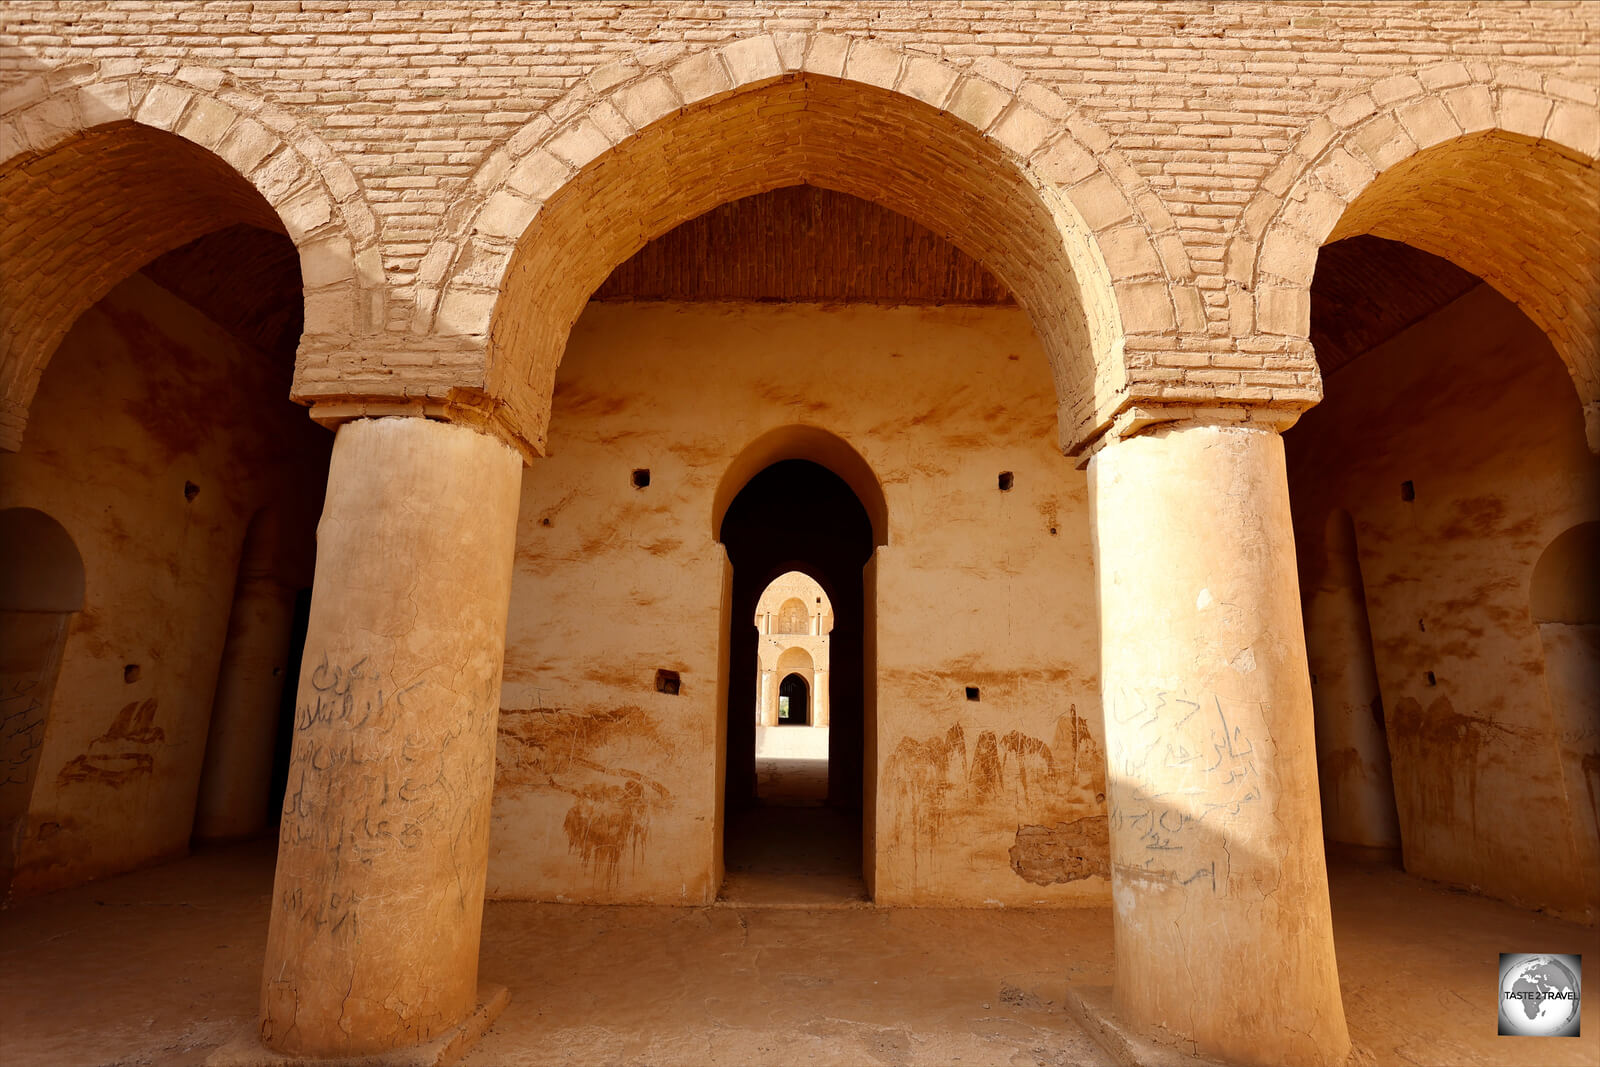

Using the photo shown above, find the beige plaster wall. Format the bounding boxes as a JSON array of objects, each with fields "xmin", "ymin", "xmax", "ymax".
[
  {"xmin": 1288, "ymin": 283, "xmax": 1600, "ymax": 922},
  {"xmin": 492, "ymin": 302, "xmax": 1108, "ymax": 907},
  {"xmin": 0, "ymin": 274, "xmax": 328, "ymax": 895}
]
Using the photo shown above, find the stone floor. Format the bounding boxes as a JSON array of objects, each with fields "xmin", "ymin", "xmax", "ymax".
[{"xmin": 1, "ymin": 841, "xmax": 1597, "ymax": 1067}]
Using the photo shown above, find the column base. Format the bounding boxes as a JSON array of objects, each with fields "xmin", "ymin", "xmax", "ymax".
[
  {"xmin": 1062, "ymin": 985, "xmax": 1228, "ymax": 1067},
  {"xmin": 207, "ymin": 986, "xmax": 509, "ymax": 1067}
]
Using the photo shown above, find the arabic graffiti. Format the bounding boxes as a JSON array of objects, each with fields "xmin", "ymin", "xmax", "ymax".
[{"xmin": 1104, "ymin": 686, "xmax": 1268, "ymax": 895}]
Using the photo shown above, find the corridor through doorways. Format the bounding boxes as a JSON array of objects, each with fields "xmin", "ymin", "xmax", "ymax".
[
  {"xmin": 754, "ymin": 570, "xmax": 832, "ymax": 805},
  {"xmin": 720, "ymin": 458, "xmax": 875, "ymax": 905}
]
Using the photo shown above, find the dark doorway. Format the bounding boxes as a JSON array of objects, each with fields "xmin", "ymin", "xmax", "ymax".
[
  {"xmin": 778, "ymin": 673, "xmax": 810, "ymax": 725},
  {"xmin": 720, "ymin": 458, "xmax": 875, "ymax": 902}
]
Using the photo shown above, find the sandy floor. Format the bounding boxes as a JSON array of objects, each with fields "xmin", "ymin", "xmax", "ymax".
[
  {"xmin": 1, "ymin": 841, "xmax": 1596, "ymax": 1067},
  {"xmin": 755, "ymin": 755, "xmax": 831, "ymax": 806}
]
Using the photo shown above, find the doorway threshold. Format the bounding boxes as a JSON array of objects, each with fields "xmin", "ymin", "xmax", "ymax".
[{"xmin": 719, "ymin": 804, "xmax": 868, "ymax": 908}]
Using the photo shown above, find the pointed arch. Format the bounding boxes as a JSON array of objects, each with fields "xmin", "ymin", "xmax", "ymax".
[
  {"xmin": 0, "ymin": 62, "xmax": 382, "ymax": 451},
  {"xmin": 425, "ymin": 34, "xmax": 1194, "ymax": 457},
  {"xmin": 1230, "ymin": 63, "xmax": 1600, "ymax": 449}
]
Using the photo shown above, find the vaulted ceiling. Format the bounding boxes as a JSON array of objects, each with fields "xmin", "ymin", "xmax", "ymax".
[
  {"xmin": 593, "ymin": 185, "xmax": 1012, "ymax": 306},
  {"xmin": 141, "ymin": 224, "xmax": 304, "ymax": 360},
  {"xmin": 1309, "ymin": 236, "xmax": 1482, "ymax": 378}
]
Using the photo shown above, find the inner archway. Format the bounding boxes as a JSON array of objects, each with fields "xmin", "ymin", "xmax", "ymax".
[
  {"xmin": 779, "ymin": 674, "xmax": 810, "ymax": 726},
  {"xmin": 0, "ymin": 116, "xmax": 332, "ymax": 898},
  {"xmin": 720, "ymin": 456, "xmax": 878, "ymax": 902},
  {"xmin": 1287, "ymin": 233, "xmax": 1600, "ymax": 923}
]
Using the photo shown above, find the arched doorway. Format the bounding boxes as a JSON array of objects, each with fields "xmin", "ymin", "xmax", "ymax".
[
  {"xmin": 0, "ymin": 507, "xmax": 85, "ymax": 886},
  {"xmin": 1288, "ymin": 232, "xmax": 1600, "ymax": 921},
  {"xmin": 0, "ymin": 118, "xmax": 332, "ymax": 897},
  {"xmin": 778, "ymin": 674, "xmax": 810, "ymax": 725},
  {"xmin": 719, "ymin": 456, "xmax": 878, "ymax": 902}
]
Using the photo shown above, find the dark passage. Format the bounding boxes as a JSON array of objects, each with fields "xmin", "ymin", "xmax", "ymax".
[
  {"xmin": 720, "ymin": 459, "xmax": 875, "ymax": 902},
  {"xmin": 778, "ymin": 672, "xmax": 810, "ymax": 725}
]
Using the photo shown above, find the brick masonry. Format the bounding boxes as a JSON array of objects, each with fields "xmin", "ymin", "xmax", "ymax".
[{"xmin": 0, "ymin": 2, "xmax": 1595, "ymax": 455}]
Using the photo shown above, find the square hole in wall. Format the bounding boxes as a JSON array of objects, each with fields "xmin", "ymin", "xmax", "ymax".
[
  {"xmin": 655, "ymin": 669, "xmax": 680, "ymax": 695},
  {"xmin": 1400, "ymin": 479, "xmax": 1415, "ymax": 501},
  {"xmin": 632, "ymin": 468, "xmax": 651, "ymax": 489},
  {"xmin": 998, "ymin": 471, "xmax": 1014, "ymax": 491},
  {"xmin": 965, "ymin": 686, "xmax": 980, "ymax": 701}
]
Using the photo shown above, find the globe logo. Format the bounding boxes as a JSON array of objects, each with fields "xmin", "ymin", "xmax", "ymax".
[{"xmin": 1499, "ymin": 953, "xmax": 1582, "ymax": 1037}]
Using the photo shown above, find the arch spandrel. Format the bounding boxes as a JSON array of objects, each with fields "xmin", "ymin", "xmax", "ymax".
[
  {"xmin": 0, "ymin": 62, "xmax": 381, "ymax": 453},
  {"xmin": 1231, "ymin": 62, "xmax": 1600, "ymax": 451},
  {"xmin": 431, "ymin": 34, "xmax": 1195, "ymax": 460}
]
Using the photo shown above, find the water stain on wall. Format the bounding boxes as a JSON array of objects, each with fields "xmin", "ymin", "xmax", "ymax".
[
  {"xmin": 55, "ymin": 698, "xmax": 164, "ymax": 787},
  {"xmin": 885, "ymin": 704, "xmax": 1107, "ymax": 883},
  {"xmin": 497, "ymin": 704, "xmax": 673, "ymax": 888},
  {"xmin": 1386, "ymin": 695, "xmax": 1530, "ymax": 865}
]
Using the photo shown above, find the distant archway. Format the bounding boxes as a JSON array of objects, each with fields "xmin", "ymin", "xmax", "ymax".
[
  {"xmin": 779, "ymin": 673, "xmax": 811, "ymax": 726},
  {"xmin": 775, "ymin": 598, "xmax": 810, "ymax": 635}
]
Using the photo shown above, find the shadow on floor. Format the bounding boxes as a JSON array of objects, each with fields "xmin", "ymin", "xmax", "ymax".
[
  {"xmin": 720, "ymin": 786, "xmax": 866, "ymax": 907},
  {"xmin": 754, "ymin": 755, "xmax": 830, "ymax": 807}
]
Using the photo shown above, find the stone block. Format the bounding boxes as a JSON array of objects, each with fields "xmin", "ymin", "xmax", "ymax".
[
  {"xmin": 613, "ymin": 76, "xmax": 681, "ymax": 130},
  {"xmin": 721, "ymin": 36, "xmax": 782, "ymax": 86},
  {"xmin": 134, "ymin": 82, "xmax": 192, "ymax": 130},
  {"xmin": 947, "ymin": 77, "xmax": 1009, "ymax": 131},
  {"xmin": 669, "ymin": 51, "xmax": 732, "ymax": 106},
  {"xmin": 1070, "ymin": 172, "xmax": 1135, "ymax": 231}
]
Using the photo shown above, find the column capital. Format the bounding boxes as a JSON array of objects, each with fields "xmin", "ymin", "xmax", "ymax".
[
  {"xmin": 293, "ymin": 335, "xmax": 544, "ymax": 463},
  {"xmin": 306, "ymin": 399, "xmax": 537, "ymax": 465},
  {"xmin": 1064, "ymin": 334, "xmax": 1324, "ymax": 461},
  {"xmin": 1073, "ymin": 401, "xmax": 1302, "ymax": 466}
]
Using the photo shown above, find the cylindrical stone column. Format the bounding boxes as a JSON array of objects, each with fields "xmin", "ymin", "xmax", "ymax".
[
  {"xmin": 1089, "ymin": 423, "xmax": 1349, "ymax": 1067},
  {"xmin": 259, "ymin": 417, "xmax": 522, "ymax": 1059},
  {"xmin": 1304, "ymin": 510, "xmax": 1400, "ymax": 847},
  {"xmin": 194, "ymin": 512, "xmax": 296, "ymax": 842}
]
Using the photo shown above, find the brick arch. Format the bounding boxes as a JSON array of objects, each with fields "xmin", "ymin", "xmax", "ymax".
[
  {"xmin": 1232, "ymin": 63, "xmax": 1600, "ymax": 449},
  {"xmin": 0, "ymin": 65, "xmax": 381, "ymax": 451},
  {"xmin": 428, "ymin": 34, "xmax": 1192, "ymax": 457}
]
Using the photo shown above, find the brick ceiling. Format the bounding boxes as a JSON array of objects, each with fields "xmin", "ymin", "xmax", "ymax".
[
  {"xmin": 592, "ymin": 185, "xmax": 1012, "ymax": 305},
  {"xmin": 1309, "ymin": 236, "xmax": 1482, "ymax": 378},
  {"xmin": 141, "ymin": 224, "xmax": 304, "ymax": 360}
]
